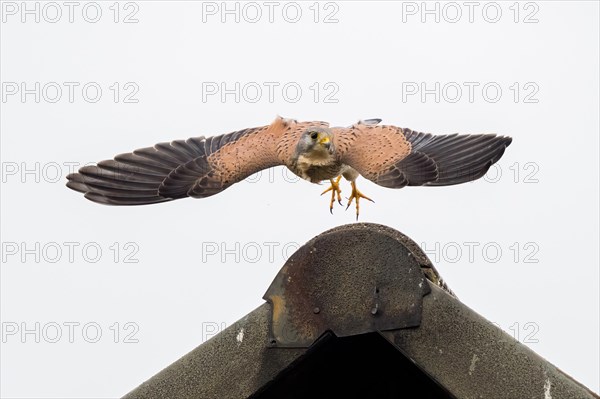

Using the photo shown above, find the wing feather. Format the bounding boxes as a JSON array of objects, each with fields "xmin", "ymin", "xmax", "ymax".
[
  {"xmin": 66, "ymin": 117, "xmax": 317, "ymax": 205},
  {"xmin": 333, "ymin": 124, "xmax": 413, "ymax": 181},
  {"xmin": 334, "ymin": 124, "xmax": 511, "ymax": 188}
]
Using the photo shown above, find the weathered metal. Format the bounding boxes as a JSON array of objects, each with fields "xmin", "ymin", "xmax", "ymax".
[
  {"xmin": 379, "ymin": 283, "xmax": 600, "ymax": 399},
  {"xmin": 122, "ymin": 223, "xmax": 599, "ymax": 399},
  {"xmin": 263, "ymin": 223, "xmax": 432, "ymax": 347}
]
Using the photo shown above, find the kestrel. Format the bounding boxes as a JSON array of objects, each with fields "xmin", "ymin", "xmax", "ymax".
[{"xmin": 66, "ymin": 117, "xmax": 512, "ymax": 218}]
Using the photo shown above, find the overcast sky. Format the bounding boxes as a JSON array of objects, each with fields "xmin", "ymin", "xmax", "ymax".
[{"xmin": 1, "ymin": 1, "xmax": 599, "ymax": 397}]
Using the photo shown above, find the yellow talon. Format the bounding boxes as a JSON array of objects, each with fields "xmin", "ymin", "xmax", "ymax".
[
  {"xmin": 321, "ymin": 176, "xmax": 343, "ymax": 213},
  {"xmin": 346, "ymin": 181, "xmax": 374, "ymax": 220}
]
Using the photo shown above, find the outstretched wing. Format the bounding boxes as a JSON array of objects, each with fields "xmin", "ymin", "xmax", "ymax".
[
  {"xmin": 67, "ymin": 117, "xmax": 324, "ymax": 205},
  {"xmin": 333, "ymin": 124, "xmax": 512, "ymax": 188}
]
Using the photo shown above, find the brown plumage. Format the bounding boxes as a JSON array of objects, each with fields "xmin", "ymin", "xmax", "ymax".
[{"xmin": 66, "ymin": 116, "xmax": 512, "ymax": 207}]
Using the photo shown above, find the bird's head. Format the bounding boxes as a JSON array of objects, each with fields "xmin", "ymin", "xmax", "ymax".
[{"xmin": 295, "ymin": 127, "xmax": 335, "ymax": 158}]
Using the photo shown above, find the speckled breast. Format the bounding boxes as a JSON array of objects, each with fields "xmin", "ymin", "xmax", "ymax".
[{"xmin": 289, "ymin": 161, "xmax": 344, "ymax": 183}]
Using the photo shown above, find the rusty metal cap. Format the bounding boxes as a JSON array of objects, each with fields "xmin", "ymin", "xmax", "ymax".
[{"xmin": 263, "ymin": 223, "xmax": 433, "ymax": 348}]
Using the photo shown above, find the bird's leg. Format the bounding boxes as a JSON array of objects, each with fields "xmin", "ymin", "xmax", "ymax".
[
  {"xmin": 346, "ymin": 180, "xmax": 374, "ymax": 220},
  {"xmin": 321, "ymin": 176, "xmax": 343, "ymax": 213}
]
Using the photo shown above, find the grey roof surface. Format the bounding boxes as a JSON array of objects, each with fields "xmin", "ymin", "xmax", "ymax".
[{"xmin": 123, "ymin": 223, "xmax": 599, "ymax": 399}]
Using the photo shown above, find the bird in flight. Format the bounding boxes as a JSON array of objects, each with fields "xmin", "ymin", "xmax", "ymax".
[{"xmin": 66, "ymin": 117, "xmax": 512, "ymax": 218}]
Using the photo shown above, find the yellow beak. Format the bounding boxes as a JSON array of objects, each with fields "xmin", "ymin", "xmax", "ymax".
[{"xmin": 318, "ymin": 136, "xmax": 330, "ymax": 145}]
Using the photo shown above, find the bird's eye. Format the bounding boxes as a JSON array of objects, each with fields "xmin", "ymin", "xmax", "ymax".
[{"xmin": 310, "ymin": 132, "xmax": 318, "ymax": 140}]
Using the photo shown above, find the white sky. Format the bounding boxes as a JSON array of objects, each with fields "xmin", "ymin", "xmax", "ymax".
[{"xmin": 1, "ymin": 1, "xmax": 599, "ymax": 397}]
